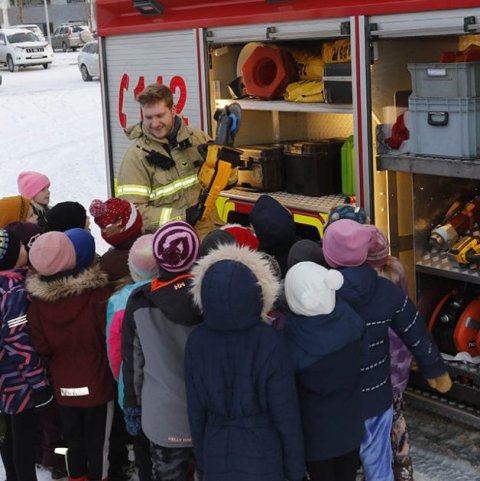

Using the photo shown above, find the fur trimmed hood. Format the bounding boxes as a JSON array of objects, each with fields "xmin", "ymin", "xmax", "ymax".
[
  {"xmin": 191, "ymin": 244, "xmax": 280, "ymax": 330},
  {"xmin": 26, "ymin": 263, "xmax": 109, "ymax": 302}
]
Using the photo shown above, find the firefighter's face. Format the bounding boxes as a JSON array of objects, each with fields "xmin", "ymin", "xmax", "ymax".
[{"xmin": 142, "ymin": 100, "xmax": 176, "ymax": 140}]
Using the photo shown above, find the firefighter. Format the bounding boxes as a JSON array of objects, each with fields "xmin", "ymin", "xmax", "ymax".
[{"xmin": 116, "ymin": 83, "xmax": 219, "ymax": 239}]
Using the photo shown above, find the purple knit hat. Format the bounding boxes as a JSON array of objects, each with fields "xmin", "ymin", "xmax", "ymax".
[
  {"xmin": 366, "ymin": 225, "xmax": 389, "ymax": 268},
  {"xmin": 322, "ymin": 219, "xmax": 371, "ymax": 268},
  {"xmin": 152, "ymin": 221, "xmax": 200, "ymax": 273}
]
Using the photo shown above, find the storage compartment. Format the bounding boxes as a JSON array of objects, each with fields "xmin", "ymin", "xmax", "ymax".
[
  {"xmin": 283, "ymin": 139, "xmax": 344, "ymax": 196},
  {"xmin": 237, "ymin": 144, "xmax": 285, "ymax": 191},
  {"xmin": 408, "ymin": 62, "xmax": 480, "ymax": 98},
  {"xmin": 323, "ymin": 62, "xmax": 352, "ymax": 104},
  {"xmin": 408, "ymin": 97, "xmax": 480, "ymax": 159}
]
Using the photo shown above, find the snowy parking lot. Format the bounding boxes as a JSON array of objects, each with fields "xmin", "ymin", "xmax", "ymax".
[{"xmin": 1, "ymin": 51, "xmax": 480, "ymax": 481}]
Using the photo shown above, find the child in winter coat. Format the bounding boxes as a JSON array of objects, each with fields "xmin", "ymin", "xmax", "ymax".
[
  {"xmin": 249, "ymin": 195, "xmax": 297, "ymax": 277},
  {"xmin": 0, "ymin": 228, "xmax": 51, "ymax": 481},
  {"xmin": 122, "ymin": 221, "xmax": 202, "ymax": 481},
  {"xmin": 0, "ymin": 195, "xmax": 38, "ymax": 228},
  {"xmin": 322, "ymin": 219, "xmax": 451, "ymax": 481},
  {"xmin": 185, "ymin": 243, "xmax": 307, "ymax": 481},
  {"xmin": 284, "ymin": 261, "xmax": 366, "ymax": 481},
  {"xmin": 365, "ymin": 225, "xmax": 414, "ymax": 481},
  {"xmin": 107, "ymin": 233, "xmax": 158, "ymax": 481},
  {"xmin": 90, "ymin": 198, "xmax": 143, "ymax": 286},
  {"xmin": 17, "ymin": 171, "xmax": 51, "ymax": 232},
  {"xmin": 26, "ymin": 231, "xmax": 116, "ymax": 481}
]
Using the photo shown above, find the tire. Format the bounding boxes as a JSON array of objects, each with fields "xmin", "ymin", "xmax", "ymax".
[
  {"xmin": 6, "ymin": 55, "xmax": 18, "ymax": 72},
  {"xmin": 80, "ymin": 64, "xmax": 92, "ymax": 82},
  {"xmin": 43, "ymin": 63, "xmax": 49, "ymax": 69},
  {"xmin": 62, "ymin": 42, "xmax": 67, "ymax": 52}
]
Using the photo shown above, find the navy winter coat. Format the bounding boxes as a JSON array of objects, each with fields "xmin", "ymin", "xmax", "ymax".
[
  {"xmin": 185, "ymin": 251, "xmax": 306, "ymax": 481},
  {"xmin": 285, "ymin": 299, "xmax": 366, "ymax": 461},
  {"xmin": 338, "ymin": 264, "xmax": 446, "ymax": 419}
]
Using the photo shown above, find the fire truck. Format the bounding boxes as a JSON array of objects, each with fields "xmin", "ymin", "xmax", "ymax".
[{"xmin": 96, "ymin": 0, "xmax": 480, "ymax": 426}]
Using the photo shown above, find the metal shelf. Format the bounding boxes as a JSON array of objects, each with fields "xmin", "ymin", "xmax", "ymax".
[
  {"xmin": 404, "ymin": 388, "xmax": 480, "ymax": 429},
  {"xmin": 377, "ymin": 153, "xmax": 480, "ymax": 180},
  {"xmin": 215, "ymin": 98, "xmax": 353, "ymax": 114},
  {"xmin": 416, "ymin": 246, "xmax": 480, "ymax": 285},
  {"xmin": 220, "ymin": 189, "xmax": 349, "ymax": 214}
]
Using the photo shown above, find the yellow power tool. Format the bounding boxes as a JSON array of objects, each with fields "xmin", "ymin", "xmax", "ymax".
[
  {"xmin": 448, "ymin": 236, "xmax": 480, "ymax": 266},
  {"xmin": 188, "ymin": 103, "xmax": 242, "ymax": 225}
]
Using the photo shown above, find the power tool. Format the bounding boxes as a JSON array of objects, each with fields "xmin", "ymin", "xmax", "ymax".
[
  {"xmin": 429, "ymin": 194, "xmax": 480, "ymax": 250},
  {"xmin": 188, "ymin": 103, "xmax": 242, "ymax": 225},
  {"xmin": 448, "ymin": 236, "xmax": 480, "ymax": 266}
]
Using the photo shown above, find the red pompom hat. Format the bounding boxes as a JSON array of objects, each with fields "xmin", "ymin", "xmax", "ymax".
[
  {"xmin": 89, "ymin": 198, "xmax": 143, "ymax": 247},
  {"xmin": 221, "ymin": 224, "xmax": 259, "ymax": 251}
]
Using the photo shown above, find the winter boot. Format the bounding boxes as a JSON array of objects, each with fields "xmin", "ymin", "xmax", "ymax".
[{"xmin": 393, "ymin": 458, "xmax": 414, "ymax": 481}]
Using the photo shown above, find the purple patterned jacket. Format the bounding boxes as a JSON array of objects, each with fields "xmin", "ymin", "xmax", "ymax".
[{"xmin": 0, "ymin": 269, "xmax": 48, "ymax": 414}]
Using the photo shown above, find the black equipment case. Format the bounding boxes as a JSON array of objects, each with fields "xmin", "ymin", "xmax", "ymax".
[
  {"xmin": 283, "ymin": 139, "xmax": 344, "ymax": 196},
  {"xmin": 237, "ymin": 144, "xmax": 285, "ymax": 191},
  {"xmin": 323, "ymin": 62, "xmax": 352, "ymax": 104}
]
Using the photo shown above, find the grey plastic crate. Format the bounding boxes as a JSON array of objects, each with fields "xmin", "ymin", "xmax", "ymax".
[
  {"xmin": 408, "ymin": 97, "xmax": 480, "ymax": 159},
  {"xmin": 408, "ymin": 62, "xmax": 480, "ymax": 98}
]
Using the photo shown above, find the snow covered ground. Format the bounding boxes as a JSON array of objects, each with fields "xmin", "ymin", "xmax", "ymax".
[
  {"xmin": 2, "ymin": 52, "xmax": 480, "ymax": 481},
  {"xmin": 1, "ymin": 51, "xmax": 109, "ymax": 253}
]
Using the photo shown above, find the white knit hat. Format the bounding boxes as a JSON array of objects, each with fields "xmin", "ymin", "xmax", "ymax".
[{"xmin": 285, "ymin": 261, "xmax": 344, "ymax": 316}]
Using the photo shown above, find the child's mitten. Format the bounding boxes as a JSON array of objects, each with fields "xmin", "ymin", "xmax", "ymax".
[
  {"xmin": 124, "ymin": 406, "xmax": 142, "ymax": 436},
  {"xmin": 427, "ymin": 372, "xmax": 452, "ymax": 393}
]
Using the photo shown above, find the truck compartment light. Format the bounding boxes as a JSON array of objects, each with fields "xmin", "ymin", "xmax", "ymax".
[{"xmin": 132, "ymin": 0, "xmax": 164, "ymax": 16}]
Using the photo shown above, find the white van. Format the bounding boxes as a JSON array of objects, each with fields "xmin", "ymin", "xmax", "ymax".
[
  {"xmin": 10, "ymin": 24, "xmax": 45, "ymax": 41},
  {"xmin": 0, "ymin": 28, "xmax": 53, "ymax": 71}
]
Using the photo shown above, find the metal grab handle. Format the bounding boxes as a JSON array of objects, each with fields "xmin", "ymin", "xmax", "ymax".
[{"xmin": 428, "ymin": 111, "xmax": 449, "ymax": 127}]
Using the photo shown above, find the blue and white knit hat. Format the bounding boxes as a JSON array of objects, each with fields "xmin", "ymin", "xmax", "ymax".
[{"xmin": 153, "ymin": 221, "xmax": 200, "ymax": 273}]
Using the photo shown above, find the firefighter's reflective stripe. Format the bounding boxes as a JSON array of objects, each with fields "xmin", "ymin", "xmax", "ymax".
[
  {"xmin": 150, "ymin": 175, "xmax": 199, "ymax": 201},
  {"xmin": 116, "ymin": 175, "xmax": 199, "ymax": 201},
  {"xmin": 159, "ymin": 207, "xmax": 173, "ymax": 225},
  {"xmin": 115, "ymin": 184, "xmax": 151, "ymax": 198}
]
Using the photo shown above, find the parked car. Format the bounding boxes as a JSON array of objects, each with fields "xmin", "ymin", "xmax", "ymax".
[
  {"xmin": 77, "ymin": 40, "xmax": 99, "ymax": 81},
  {"xmin": 51, "ymin": 24, "xmax": 92, "ymax": 52},
  {"xmin": 10, "ymin": 24, "xmax": 45, "ymax": 41},
  {"xmin": 0, "ymin": 28, "xmax": 53, "ymax": 72}
]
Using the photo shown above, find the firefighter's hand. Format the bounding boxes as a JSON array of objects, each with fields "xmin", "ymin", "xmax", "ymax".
[
  {"xmin": 186, "ymin": 204, "xmax": 203, "ymax": 227},
  {"xmin": 426, "ymin": 372, "xmax": 452, "ymax": 393}
]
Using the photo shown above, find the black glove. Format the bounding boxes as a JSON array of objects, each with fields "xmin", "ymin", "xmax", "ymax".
[
  {"xmin": 32, "ymin": 387, "xmax": 53, "ymax": 408},
  {"xmin": 186, "ymin": 204, "xmax": 204, "ymax": 227}
]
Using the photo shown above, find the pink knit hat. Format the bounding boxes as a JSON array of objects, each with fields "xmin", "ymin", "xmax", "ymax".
[
  {"xmin": 17, "ymin": 172, "xmax": 50, "ymax": 200},
  {"xmin": 128, "ymin": 234, "xmax": 159, "ymax": 282},
  {"xmin": 29, "ymin": 231, "xmax": 76, "ymax": 276},
  {"xmin": 322, "ymin": 219, "xmax": 371, "ymax": 268},
  {"xmin": 366, "ymin": 225, "xmax": 389, "ymax": 268}
]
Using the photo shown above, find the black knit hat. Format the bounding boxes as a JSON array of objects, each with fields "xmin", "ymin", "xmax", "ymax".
[
  {"xmin": 287, "ymin": 239, "xmax": 327, "ymax": 270},
  {"xmin": 47, "ymin": 201, "xmax": 87, "ymax": 232},
  {"xmin": 0, "ymin": 229, "xmax": 21, "ymax": 270},
  {"xmin": 199, "ymin": 229, "xmax": 235, "ymax": 257}
]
